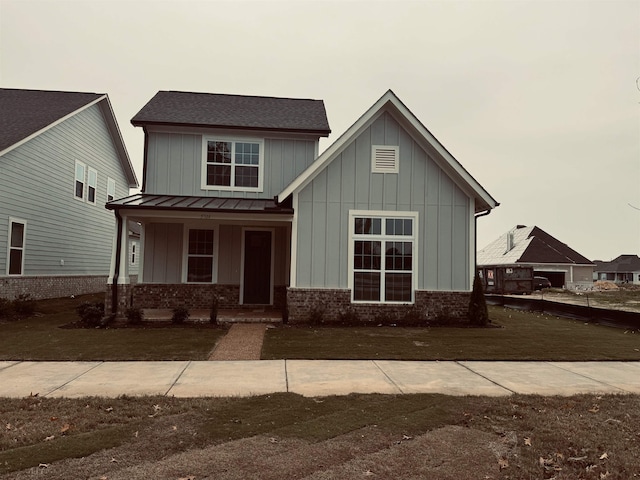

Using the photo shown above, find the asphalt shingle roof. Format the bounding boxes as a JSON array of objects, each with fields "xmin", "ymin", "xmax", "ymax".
[
  {"xmin": 0, "ymin": 88, "xmax": 103, "ymax": 152},
  {"xmin": 131, "ymin": 91, "xmax": 331, "ymax": 135},
  {"xmin": 478, "ymin": 225, "xmax": 593, "ymax": 266},
  {"xmin": 594, "ymin": 255, "xmax": 640, "ymax": 273}
]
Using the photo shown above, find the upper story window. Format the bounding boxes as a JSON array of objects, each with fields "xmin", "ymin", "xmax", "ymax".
[
  {"xmin": 87, "ymin": 167, "xmax": 98, "ymax": 204},
  {"xmin": 202, "ymin": 137, "xmax": 264, "ymax": 192},
  {"xmin": 74, "ymin": 161, "xmax": 86, "ymax": 200},
  {"xmin": 107, "ymin": 177, "xmax": 116, "ymax": 202}
]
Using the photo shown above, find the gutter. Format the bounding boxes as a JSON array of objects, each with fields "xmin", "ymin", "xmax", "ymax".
[{"xmin": 473, "ymin": 209, "xmax": 492, "ymax": 272}]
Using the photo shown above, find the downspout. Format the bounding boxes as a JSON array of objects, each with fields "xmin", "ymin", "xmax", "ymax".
[
  {"xmin": 111, "ymin": 209, "xmax": 124, "ymax": 315},
  {"xmin": 473, "ymin": 209, "xmax": 492, "ymax": 271}
]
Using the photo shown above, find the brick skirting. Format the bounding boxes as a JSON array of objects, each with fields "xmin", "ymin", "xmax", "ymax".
[
  {"xmin": 286, "ymin": 288, "xmax": 471, "ymax": 325},
  {"xmin": 106, "ymin": 283, "xmax": 288, "ymax": 314},
  {"xmin": 0, "ymin": 275, "xmax": 115, "ymax": 300}
]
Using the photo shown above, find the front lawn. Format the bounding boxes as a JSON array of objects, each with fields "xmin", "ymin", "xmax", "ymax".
[
  {"xmin": 262, "ymin": 306, "xmax": 640, "ymax": 361},
  {"xmin": 0, "ymin": 294, "xmax": 226, "ymax": 361}
]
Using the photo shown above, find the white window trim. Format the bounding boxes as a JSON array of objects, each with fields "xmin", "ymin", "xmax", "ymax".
[
  {"xmin": 74, "ymin": 160, "xmax": 86, "ymax": 201},
  {"xmin": 7, "ymin": 217, "xmax": 27, "ymax": 276},
  {"xmin": 87, "ymin": 167, "xmax": 98, "ymax": 205},
  {"xmin": 348, "ymin": 210, "xmax": 419, "ymax": 304},
  {"xmin": 371, "ymin": 145, "xmax": 399, "ymax": 173},
  {"xmin": 181, "ymin": 224, "xmax": 219, "ymax": 284},
  {"xmin": 107, "ymin": 177, "xmax": 116, "ymax": 203},
  {"xmin": 201, "ymin": 136, "xmax": 264, "ymax": 192}
]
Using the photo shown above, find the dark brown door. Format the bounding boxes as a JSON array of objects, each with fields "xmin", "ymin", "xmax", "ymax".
[{"xmin": 243, "ymin": 230, "xmax": 272, "ymax": 304}]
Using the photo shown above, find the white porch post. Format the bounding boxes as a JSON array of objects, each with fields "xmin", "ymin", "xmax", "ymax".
[
  {"xmin": 107, "ymin": 215, "xmax": 118, "ymax": 285},
  {"xmin": 117, "ymin": 214, "xmax": 130, "ymax": 285}
]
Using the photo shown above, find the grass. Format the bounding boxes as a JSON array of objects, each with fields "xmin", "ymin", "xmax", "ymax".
[
  {"xmin": 1, "ymin": 393, "xmax": 638, "ymax": 478},
  {"xmin": 0, "ymin": 294, "xmax": 226, "ymax": 361},
  {"xmin": 263, "ymin": 305, "xmax": 640, "ymax": 361}
]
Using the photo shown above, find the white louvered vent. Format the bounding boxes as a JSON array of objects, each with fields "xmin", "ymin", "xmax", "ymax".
[{"xmin": 371, "ymin": 145, "xmax": 399, "ymax": 173}]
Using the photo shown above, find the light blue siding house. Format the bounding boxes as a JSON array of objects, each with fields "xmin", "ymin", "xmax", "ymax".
[
  {"xmin": 107, "ymin": 90, "xmax": 497, "ymax": 322},
  {"xmin": 0, "ymin": 89, "xmax": 138, "ymax": 300}
]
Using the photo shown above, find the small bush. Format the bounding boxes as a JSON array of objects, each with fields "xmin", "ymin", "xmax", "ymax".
[
  {"xmin": 374, "ymin": 311, "xmax": 398, "ymax": 326},
  {"xmin": 338, "ymin": 307, "xmax": 359, "ymax": 325},
  {"xmin": 468, "ymin": 272, "xmax": 489, "ymax": 326},
  {"xmin": 308, "ymin": 304, "xmax": 326, "ymax": 325},
  {"xmin": 403, "ymin": 306, "xmax": 426, "ymax": 326},
  {"xmin": 75, "ymin": 301, "xmax": 105, "ymax": 327},
  {"xmin": 0, "ymin": 298, "xmax": 15, "ymax": 320},
  {"xmin": 172, "ymin": 306, "xmax": 190, "ymax": 324},
  {"xmin": 13, "ymin": 293, "xmax": 36, "ymax": 317},
  {"xmin": 125, "ymin": 307, "xmax": 144, "ymax": 325},
  {"xmin": 209, "ymin": 296, "xmax": 219, "ymax": 324}
]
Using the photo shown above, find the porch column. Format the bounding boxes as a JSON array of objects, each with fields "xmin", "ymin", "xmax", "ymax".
[{"xmin": 116, "ymin": 213, "xmax": 130, "ymax": 285}]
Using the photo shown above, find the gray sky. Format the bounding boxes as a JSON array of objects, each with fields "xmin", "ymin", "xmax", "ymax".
[{"xmin": 2, "ymin": 0, "xmax": 638, "ymax": 261}]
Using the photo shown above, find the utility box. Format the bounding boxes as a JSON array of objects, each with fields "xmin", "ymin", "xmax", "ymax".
[{"xmin": 477, "ymin": 266, "xmax": 534, "ymax": 294}]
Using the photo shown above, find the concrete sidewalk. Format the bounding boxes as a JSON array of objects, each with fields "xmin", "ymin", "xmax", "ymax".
[{"xmin": 1, "ymin": 360, "xmax": 639, "ymax": 398}]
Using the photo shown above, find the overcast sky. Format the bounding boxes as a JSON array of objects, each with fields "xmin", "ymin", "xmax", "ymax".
[{"xmin": 1, "ymin": 0, "xmax": 638, "ymax": 261}]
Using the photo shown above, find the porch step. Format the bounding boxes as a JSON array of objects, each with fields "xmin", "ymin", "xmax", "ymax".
[{"xmin": 141, "ymin": 308, "xmax": 282, "ymax": 324}]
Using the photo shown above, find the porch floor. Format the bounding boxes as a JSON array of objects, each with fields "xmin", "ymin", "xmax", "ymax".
[{"xmin": 142, "ymin": 308, "xmax": 283, "ymax": 324}]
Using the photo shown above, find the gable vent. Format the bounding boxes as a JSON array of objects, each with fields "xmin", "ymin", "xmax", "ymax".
[{"xmin": 372, "ymin": 145, "xmax": 399, "ymax": 173}]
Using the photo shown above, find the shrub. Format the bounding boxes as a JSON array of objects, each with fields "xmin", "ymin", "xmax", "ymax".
[
  {"xmin": 308, "ymin": 304, "xmax": 326, "ymax": 325},
  {"xmin": 338, "ymin": 307, "xmax": 359, "ymax": 325},
  {"xmin": 403, "ymin": 306, "xmax": 427, "ymax": 326},
  {"xmin": 13, "ymin": 293, "xmax": 36, "ymax": 317},
  {"xmin": 209, "ymin": 295, "xmax": 219, "ymax": 324},
  {"xmin": 0, "ymin": 298, "xmax": 14, "ymax": 320},
  {"xmin": 76, "ymin": 301, "xmax": 105, "ymax": 327},
  {"xmin": 125, "ymin": 307, "xmax": 144, "ymax": 325},
  {"xmin": 172, "ymin": 306, "xmax": 190, "ymax": 324},
  {"xmin": 374, "ymin": 311, "xmax": 398, "ymax": 326},
  {"xmin": 468, "ymin": 272, "xmax": 489, "ymax": 326}
]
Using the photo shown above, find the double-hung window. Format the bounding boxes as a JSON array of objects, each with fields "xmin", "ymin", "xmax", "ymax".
[
  {"xmin": 202, "ymin": 138, "xmax": 263, "ymax": 191},
  {"xmin": 74, "ymin": 161, "xmax": 86, "ymax": 200},
  {"xmin": 7, "ymin": 218, "xmax": 26, "ymax": 275},
  {"xmin": 350, "ymin": 211, "xmax": 417, "ymax": 303},
  {"xmin": 186, "ymin": 229, "xmax": 215, "ymax": 283},
  {"xmin": 87, "ymin": 167, "xmax": 97, "ymax": 204},
  {"xmin": 107, "ymin": 177, "xmax": 116, "ymax": 202}
]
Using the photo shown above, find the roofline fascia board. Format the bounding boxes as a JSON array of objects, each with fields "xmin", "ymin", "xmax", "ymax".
[
  {"xmin": 131, "ymin": 120, "xmax": 330, "ymax": 137},
  {"xmin": 278, "ymin": 90, "xmax": 498, "ymax": 210},
  {"xmin": 0, "ymin": 95, "xmax": 105, "ymax": 158},
  {"xmin": 100, "ymin": 95, "xmax": 139, "ymax": 188}
]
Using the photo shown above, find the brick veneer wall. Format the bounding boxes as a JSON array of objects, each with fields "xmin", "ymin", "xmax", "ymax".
[
  {"xmin": 286, "ymin": 288, "xmax": 471, "ymax": 325},
  {"xmin": 0, "ymin": 275, "xmax": 111, "ymax": 300},
  {"xmin": 125, "ymin": 284, "xmax": 287, "ymax": 311}
]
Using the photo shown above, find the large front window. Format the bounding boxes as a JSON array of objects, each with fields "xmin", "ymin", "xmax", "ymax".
[
  {"xmin": 187, "ymin": 229, "xmax": 214, "ymax": 282},
  {"xmin": 350, "ymin": 212, "xmax": 417, "ymax": 303},
  {"xmin": 203, "ymin": 138, "xmax": 263, "ymax": 191}
]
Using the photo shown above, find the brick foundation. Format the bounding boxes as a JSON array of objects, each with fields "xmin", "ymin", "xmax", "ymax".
[
  {"xmin": 0, "ymin": 275, "xmax": 115, "ymax": 301},
  {"xmin": 286, "ymin": 288, "xmax": 471, "ymax": 325},
  {"xmin": 111, "ymin": 283, "xmax": 288, "ymax": 313}
]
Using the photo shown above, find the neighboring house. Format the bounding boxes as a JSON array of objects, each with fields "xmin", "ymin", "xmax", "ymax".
[
  {"xmin": 477, "ymin": 225, "xmax": 594, "ymax": 290},
  {"xmin": 593, "ymin": 255, "xmax": 640, "ymax": 284},
  {"xmin": 0, "ymin": 88, "xmax": 138, "ymax": 300},
  {"xmin": 106, "ymin": 90, "xmax": 498, "ymax": 321}
]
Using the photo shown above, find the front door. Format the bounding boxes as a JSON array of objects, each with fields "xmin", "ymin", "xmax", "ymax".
[{"xmin": 242, "ymin": 230, "xmax": 272, "ymax": 304}]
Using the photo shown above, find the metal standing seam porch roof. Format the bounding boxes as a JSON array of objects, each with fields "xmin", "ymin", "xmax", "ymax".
[{"xmin": 106, "ymin": 193, "xmax": 294, "ymax": 215}]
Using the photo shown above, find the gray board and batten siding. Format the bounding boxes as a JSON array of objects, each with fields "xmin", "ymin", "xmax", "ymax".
[
  {"xmin": 0, "ymin": 103, "xmax": 131, "ymax": 276},
  {"xmin": 142, "ymin": 222, "xmax": 290, "ymax": 286},
  {"xmin": 294, "ymin": 110, "xmax": 472, "ymax": 292},
  {"xmin": 143, "ymin": 129, "xmax": 318, "ymax": 198}
]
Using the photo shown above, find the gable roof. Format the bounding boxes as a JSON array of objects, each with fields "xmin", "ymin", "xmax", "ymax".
[
  {"xmin": 131, "ymin": 91, "xmax": 331, "ymax": 136},
  {"xmin": 278, "ymin": 89, "xmax": 498, "ymax": 213},
  {"xmin": 594, "ymin": 254, "xmax": 640, "ymax": 273},
  {"xmin": 478, "ymin": 225, "xmax": 593, "ymax": 266},
  {"xmin": 0, "ymin": 88, "xmax": 138, "ymax": 187}
]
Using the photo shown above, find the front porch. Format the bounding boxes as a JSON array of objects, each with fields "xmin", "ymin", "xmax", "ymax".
[{"xmin": 142, "ymin": 308, "xmax": 283, "ymax": 324}]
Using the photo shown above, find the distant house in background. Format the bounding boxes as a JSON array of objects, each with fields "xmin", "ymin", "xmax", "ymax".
[
  {"xmin": 0, "ymin": 88, "xmax": 138, "ymax": 300},
  {"xmin": 593, "ymin": 255, "xmax": 640, "ymax": 284},
  {"xmin": 477, "ymin": 225, "xmax": 594, "ymax": 290}
]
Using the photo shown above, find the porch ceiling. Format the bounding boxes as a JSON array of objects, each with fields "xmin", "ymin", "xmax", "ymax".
[{"xmin": 106, "ymin": 193, "xmax": 293, "ymax": 215}]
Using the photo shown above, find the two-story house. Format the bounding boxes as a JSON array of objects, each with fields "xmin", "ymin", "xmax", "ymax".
[
  {"xmin": 106, "ymin": 90, "xmax": 498, "ymax": 322},
  {"xmin": 0, "ymin": 88, "xmax": 138, "ymax": 300}
]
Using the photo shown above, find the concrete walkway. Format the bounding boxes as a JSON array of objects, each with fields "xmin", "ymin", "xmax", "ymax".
[{"xmin": 1, "ymin": 360, "xmax": 639, "ymax": 398}]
